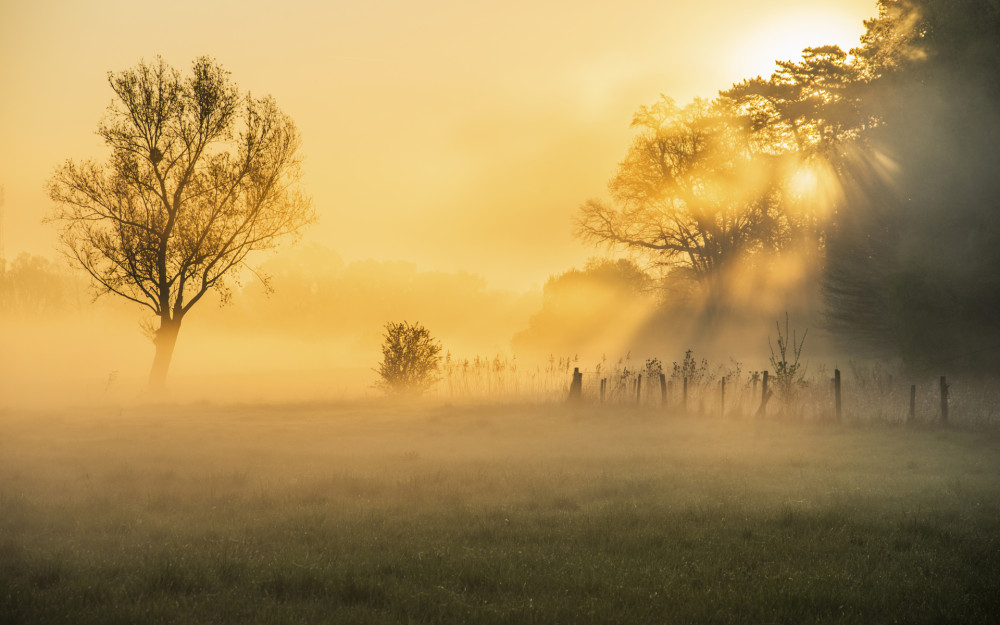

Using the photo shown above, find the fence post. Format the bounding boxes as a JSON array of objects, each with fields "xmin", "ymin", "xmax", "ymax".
[
  {"xmin": 759, "ymin": 371, "xmax": 769, "ymax": 417},
  {"xmin": 659, "ymin": 373, "xmax": 667, "ymax": 406},
  {"xmin": 909, "ymin": 384, "xmax": 916, "ymax": 422},
  {"xmin": 682, "ymin": 377, "xmax": 688, "ymax": 414},
  {"xmin": 720, "ymin": 377, "xmax": 726, "ymax": 417},
  {"xmin": 600, "ymin": 378, "xmax": 606, "ymax": 403},
  {"xmin": 834, "ymin": 368, "xmax": 842, "ymax": 422},
  {"xmin": 940, "ymin": 376, "xmax": 949, "ymax": 424},
  {"xmin": 636, "ymin": 374, "xmax": 642, "ymax": 404},
  {"xmin": 568, "ymin": 367, "xmax": 583, "ymax": 402}
]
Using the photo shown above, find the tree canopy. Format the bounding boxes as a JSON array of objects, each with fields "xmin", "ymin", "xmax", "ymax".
[
  {"xmin": 48, "ymin": 56, "xmax": 314, "ymax": 390},
  {"xmin": 574, "ymin": 98, "xmax": 795, "ymax": 284},
  {"xmin": 576, "ymin": 0, "xmax": 1000, "ymax": 373},
  {"xmin": 820, "ymin": 0, "xmax": 1000, "ymax": 373}
]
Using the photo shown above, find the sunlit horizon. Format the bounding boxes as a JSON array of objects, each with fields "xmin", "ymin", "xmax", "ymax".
[{"xmin": 2, "ymin": 0, "xmax": 875, "ymax": 292}]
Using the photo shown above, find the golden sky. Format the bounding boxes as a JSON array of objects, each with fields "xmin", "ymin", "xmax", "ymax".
[{"xmin": 0, "ymin": 0, "xmax": 874, "ymax": 290}]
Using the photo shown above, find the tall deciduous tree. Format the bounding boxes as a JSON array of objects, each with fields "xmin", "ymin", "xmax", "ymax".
[
  {"xmin": 574, "ymin": 98, "xmax": 793, "ymax": 286},
  {"xmin": 48, "ymin": 57, "xmax": 314, "ymax": 391}
]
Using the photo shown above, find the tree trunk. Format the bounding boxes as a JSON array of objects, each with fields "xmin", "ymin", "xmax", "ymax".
[{"xmin": 148, "ymin": 316, "xmax": 182, "ymax": 393}]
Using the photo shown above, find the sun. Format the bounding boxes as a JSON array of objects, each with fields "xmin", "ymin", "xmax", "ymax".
[
  {"xmin": 730, "ymin": 8, "xmax": 868, "ymax": 79},
  {"xmin": 785, "ymin": 156, "xmax": 844, "ymax": 219},
  {"xmin": 789, "ymin": 164, "xmax": 821, "ymax": 198}
]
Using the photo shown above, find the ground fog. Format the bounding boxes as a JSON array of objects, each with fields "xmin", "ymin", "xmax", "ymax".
[{"xmin": 2, "ymin": 401, "xmax": 999, "ymax": 624}]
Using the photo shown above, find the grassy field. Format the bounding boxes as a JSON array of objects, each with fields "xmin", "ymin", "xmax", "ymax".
[{"xmin": 2, "ymin": 400, "xmax": 999, "ymax": 624}]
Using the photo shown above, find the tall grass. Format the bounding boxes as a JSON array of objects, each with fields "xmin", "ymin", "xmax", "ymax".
[
  {"xmin": 439, "ymin": 353, "xmax": 577, "ymax": 402},
  {"xmin": 435, "ymin": 349, "xmax": 1000, "ymax": 427}
]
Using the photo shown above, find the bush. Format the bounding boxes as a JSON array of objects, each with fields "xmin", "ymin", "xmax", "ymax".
[
  {"xmin": 769, "ymin": 313, "xmax": 808, "ymax": 402},
  {"xmin": 374, "ymin": 321, "xmax": 443, "ymax": 396}
]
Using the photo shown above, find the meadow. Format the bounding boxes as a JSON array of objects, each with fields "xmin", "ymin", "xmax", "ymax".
[{"xmin": 2, "ymin": 399, "xmax": 999, "ymax": 624}]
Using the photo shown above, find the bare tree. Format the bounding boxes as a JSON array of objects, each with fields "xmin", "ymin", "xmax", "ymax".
[{"xmin": 48, "ymin": 56, "xmax": 314, "ymax": 391}]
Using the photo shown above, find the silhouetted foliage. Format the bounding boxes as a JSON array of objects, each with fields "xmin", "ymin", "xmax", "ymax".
[
  {"xmin": 47, "ymin": 56, "xmax": 314, "ymax": 390},
  {"xmin": 575, "ymin": 99, "xmax": 796, "ymax": 282},
  {"xmin": 821, "ymin": 0, "xmax": 1000, "ymax": 373},
  {"xmin": 722, "ymin": 45, "xmax": 869, "ymax": 159},
  {"xmin": 670, "ymin": 349, "xmax": 713, "ymax": 386},
  {"xmin": 375, "ymin": 321, "xmax": 443, "ymax": 396},
  {"xmin": 579, "ymin": 0, "xmax": 1000, "ymax": 374},
  {"xmin": 769, "ymin": 313, "xmax": 808, "ymax": 400}
]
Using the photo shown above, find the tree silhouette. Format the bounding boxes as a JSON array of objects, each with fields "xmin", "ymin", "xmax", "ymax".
[
  {"xmin": 574, "ymin": 98, "xmax": 794, "ymax": 288},
  {"xmin": 48, "ymin": 57, "xmax": 314, "ymax": 391},
  {"xmin": 821, "ymin": 0, "xmax": 1000, "ymax": 372},
  {"xmin": 721, "ymin": 45, "xmax": 868, "ymax": 159},
  {"xmin": 574, "ymin": 0, "xmax": 1000, "ymax": 372}
]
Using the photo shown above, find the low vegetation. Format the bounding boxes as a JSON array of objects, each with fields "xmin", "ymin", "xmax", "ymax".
[
  {"xmin": 2, "ymin": 402, "xmax": 999, "ymax": 624},
  {"xmin": 374, "ymin": 321, "xmax": 443, "ymax": 396}
]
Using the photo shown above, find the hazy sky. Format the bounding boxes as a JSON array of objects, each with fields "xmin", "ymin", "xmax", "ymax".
[{"xmin": 1, "ymin": 0, "xmax": 875, "ymax": 290}]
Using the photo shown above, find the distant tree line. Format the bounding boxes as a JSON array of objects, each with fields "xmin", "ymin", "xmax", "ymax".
[
  {"xmin": 511, "ymin": 258, "xmax": 654, "ymax": 358},
  {"xmin": 0, "ymin": 253, "xmax": 87, "ymax": 316}
]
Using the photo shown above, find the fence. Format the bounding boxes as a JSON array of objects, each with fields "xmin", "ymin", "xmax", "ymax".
[
  {"xmin": 566, "ymin": 366, "xmax": 1000, "ymax": 427},
  {"xmin": 432, "ymin": 353, "xmax": 1000, "ymax": 427},
  {"xmin": 564, "ymin": 364, "xmax": 764, "ymax": 417}
]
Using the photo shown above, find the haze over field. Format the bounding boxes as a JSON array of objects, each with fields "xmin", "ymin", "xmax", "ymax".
[
  {"xmin": 2, "ymin": 0, "xmax": 1000, "ymax": 404},
  {"xmin": 4, "ymin": 4, "xmax": 1000, "ymax": 623}
]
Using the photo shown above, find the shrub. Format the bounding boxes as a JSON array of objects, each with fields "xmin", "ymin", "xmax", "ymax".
[
  {"xmin": 769, "ymin": 313, "xmax": 808, "ymax": 401},
  {"xmin": 374, "ymin": 321, "xmax": 443, "ymax": 396}
]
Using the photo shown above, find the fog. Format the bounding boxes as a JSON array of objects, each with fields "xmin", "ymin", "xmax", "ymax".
[
  {"xmin": 0, "ymin": 247, "xmax": 533, "ymax": 407},
  {"xmin": 3, "ymin": 0, "xmax": 998, "ymax": 411},
  {"xmin": 0, "ymin": 242, "xmax": 842, "ymax": 410},
  {"xmin": 5, "ymin": 4, "xmax": 1000, "ymax": 623}
]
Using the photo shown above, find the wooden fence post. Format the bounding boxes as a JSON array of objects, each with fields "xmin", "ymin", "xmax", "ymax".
[
  {"xmin": 834, "ymin": 368, "xmax": 842, "ymax": 422},
  {"xmin": 659, "ymin": 373, "xmax": 667, "ymax": 406},
  {"xmin": 568, "ymin": 367, "xmax": 582, "ymax": 402},
  {"xmin": 940, "ymin": 376, "xmax": 949, "ymax": 424},
  {"xmin": 760, "ymin": 371, "xmax": 769, "ymax": 417},
  {"xmin": 720, "ymin": 377, "xmax": 726, "ymax": 417},
  {"xmin": 908, "ymin": 384, "xmax": 916, "ymax": 422},
  {"xmin": 636, "ymin": 374, "xmax": 642, "ymax": 404}
]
